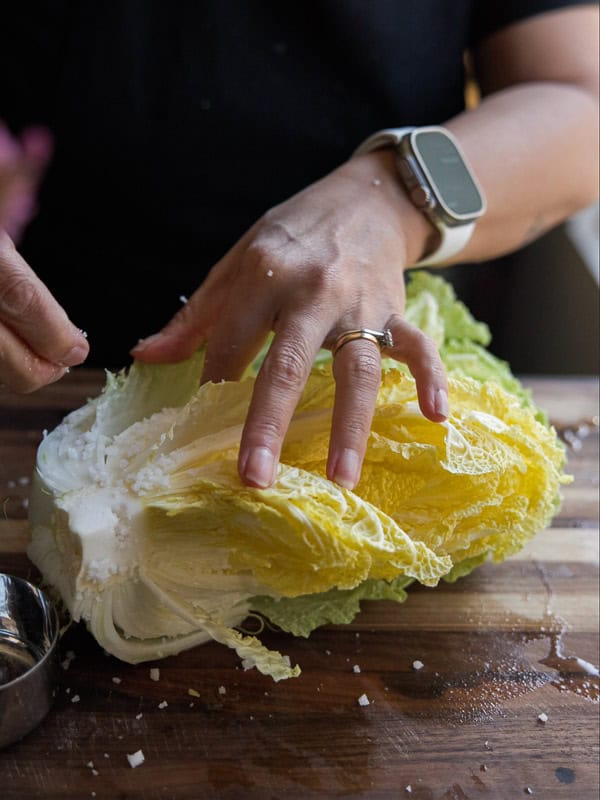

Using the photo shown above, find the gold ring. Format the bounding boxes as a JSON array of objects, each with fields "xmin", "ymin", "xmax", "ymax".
[{"xmin": 332, "ymin": 327, "xmax": 394, "ymax": 357}]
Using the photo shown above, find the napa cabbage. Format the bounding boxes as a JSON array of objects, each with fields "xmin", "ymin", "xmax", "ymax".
[{"xmin": 27, "ymin": 272, "xmax": 570, "ymax": 680}]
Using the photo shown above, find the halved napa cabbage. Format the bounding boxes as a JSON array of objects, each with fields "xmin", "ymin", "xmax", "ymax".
[{"xmin": 28, "ymin": 273, "xmax": 570, "ymax": 679}]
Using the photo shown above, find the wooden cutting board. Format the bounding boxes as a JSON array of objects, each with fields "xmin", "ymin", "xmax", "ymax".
[{"xmin": 0, "ymin": 372, "xmax": 598, "ymax": 800}]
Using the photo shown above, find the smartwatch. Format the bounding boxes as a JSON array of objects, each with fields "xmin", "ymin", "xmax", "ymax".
[{"xmin": 354, "ymin": 126, "xmax": 486, "ymax": 266}]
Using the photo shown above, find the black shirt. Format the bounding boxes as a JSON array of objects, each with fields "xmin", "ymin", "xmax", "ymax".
[{"xmin": 0, "ymin": 0, "xmax": 587, "ymax": 367}]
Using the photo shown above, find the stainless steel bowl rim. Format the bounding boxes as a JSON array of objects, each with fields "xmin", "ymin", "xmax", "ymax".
[{"xmin": 0, "ymin": 574, "xmax": 60, "ymax": 690}]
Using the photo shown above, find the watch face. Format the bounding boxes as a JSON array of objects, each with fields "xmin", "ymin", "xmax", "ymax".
[{"xmin": 413, "ymin": 129, "xmax": 484, "ymax": 220}]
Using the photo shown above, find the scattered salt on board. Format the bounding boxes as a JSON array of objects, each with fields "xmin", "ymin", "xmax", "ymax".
[{"xmin": 127, "ymin": 750, "xmax": 145, "ymax": 769}]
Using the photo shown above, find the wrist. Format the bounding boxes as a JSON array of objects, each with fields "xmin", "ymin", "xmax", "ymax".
[
  {"xmin": 353, "ymin": 127, "xmax": 486, "ymax": 267},
  {"xmin": 344, "ymin": 148, "xmax": 440, "ymax": 267}
]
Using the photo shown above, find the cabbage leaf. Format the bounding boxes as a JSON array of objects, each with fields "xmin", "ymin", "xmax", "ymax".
[{"xmin": 28, "ymin": 272, "xmax": 570, "ymax": 679}]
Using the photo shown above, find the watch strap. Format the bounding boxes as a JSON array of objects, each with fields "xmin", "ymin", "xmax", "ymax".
[
  {"xmin": 353, "ymin": 127, "xmax": 415, "ymax": 156},
  {"xmin": 353, "ymin": 126, "xmax": 476, "ymax": 267},
  {"xmin": 414, "ymin": 219, "xmax": 475, "ymax": 266}
]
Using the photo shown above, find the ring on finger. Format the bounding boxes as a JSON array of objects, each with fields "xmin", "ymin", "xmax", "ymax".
[{"xmin": 332, "ymin": 327, "xmax": 393, "ymax": 358}]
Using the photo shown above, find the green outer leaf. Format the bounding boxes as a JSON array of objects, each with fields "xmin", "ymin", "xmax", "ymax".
[
  {"xmin": 98, "ymin": 350, "xmax": 206, "ymax": 437},
  {"xmin": 441, "ymin": 552, "xmax": 490, "ymax": 583},
  {"xmin": 250, "ymin": 576, "xmax": 413, "ymax": 638}
]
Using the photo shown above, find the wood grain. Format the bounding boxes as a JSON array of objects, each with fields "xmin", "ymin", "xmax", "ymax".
[{"xmin": 0, "ymin": 372, "xmax": 598, "ymax": 800}]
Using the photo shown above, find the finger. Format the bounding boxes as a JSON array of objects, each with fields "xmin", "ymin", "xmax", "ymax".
[
  {"xmin": 0, "ymin": 321, "xmax": 68, "ymax": 393},
  {"xmin": 131, "ymin": 231, "xmax": 255, "ymax": 363},
  {"xmin": 327, "ymin": 338, "xmax": 382, "ymax": 489},
  {"xmin": 199, "ymin": 240, "xmax": 294, "ymax": 383},
  {"xmin": 0, "ymin": 233, "xmax": 89, "ymax": 367},
  {"xmin": 238, "ymin": 316, "xmax": 327, "ymax": 488},
  {"xmin": 386, "ymin": 315, "xmax": 449, "ymax": 421}
]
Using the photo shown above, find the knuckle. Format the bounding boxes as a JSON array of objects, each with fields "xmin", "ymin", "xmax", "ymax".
[
  {"xmin": 406, "ymin": 327, "xmax": 440, "ymax": 363},
  {"xmin": 245, "ymin": 416, "xmax": 286, "ymax": 448},
  {"xmin": 345, "ymin": 347, "xmax": 382, "ymax": 387},
  {"xmin": 243, "ymin": 240, "xmax": 277, "ymax": 274},
  {"xmin": 341, "ymin": 411, "xmax": 372, "ymax": 441},
  {"xmin": 0, "ymin": 273, "xmax": 40, "ymax": 319},
  {"xmin": 419, "ymin": 335, "xmax": 446, "ymax": 376},
  {"xmin": 410, "ymin": 327, "xmax": 438, "ymax": 356},
  {"xmin": 263, "ymin": 342, "xmax": 310, "ymax": 392},
  {"xmin": 421, "ymin": 332, "xmax": 440, "ymax": 359},
  {"xmin": 303, "ymin": 261, "xmax": 339, "ymax": 297}
]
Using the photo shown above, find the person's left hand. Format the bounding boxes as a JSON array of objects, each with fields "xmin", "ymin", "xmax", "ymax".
[{"xmin": 131, "ymin": 150, "xmax": 448, "ymax": 490}]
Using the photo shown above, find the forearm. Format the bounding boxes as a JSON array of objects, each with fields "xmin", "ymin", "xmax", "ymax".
[{"xmin": 445, "ymin": 81, "xmax": 599, "ymax": 264}]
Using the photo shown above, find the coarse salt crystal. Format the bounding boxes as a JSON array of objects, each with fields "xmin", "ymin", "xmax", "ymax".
[
  {"xmin": 127, "ymin": 750, "xmax": 145, "ymax": 769},
  {"xmin": 218, "ymin": 686, "xmax": 227, "ymax": 695},
  {"xmin": 405, "ymin": 787, "xmax": 412, "ymax": 795},
  {"xmin": 87, "ymin": 761, "xmax": 94, "ymax": 769},
  {"xmin": 71, "ymin": 694, "xmax": 80, "ymax": 703},
  {"xmin": 150, "ymin": 668, "xmax": 160, "ymax": 681},
  {"xmin": 112, "ymin": 677, "xmax": 122, "ymax": 684},
  {"xmin": 412, "ymin": 660, "xmax": 424, "ymax": 670},
  {"xmin": 353, "ymin": 665, "xmax": 361, "ymax": 673},
  {"xmin": 158, "ymin": 700, "xmax": 168, "ymax": 709},
  {"xmin": 266, "ymin": 269, "xmax": 273, "ymax": 277},
  {"xmin": 357, "ymin": 693, "xmax": 370, "ymax": 706},
  {"xmin": 538, "ymin": 712, "xmax": 548, "ymax": 723},
  {"xmin": 135, "ymin": 713, "xmax": 143, "ymax": 720}
]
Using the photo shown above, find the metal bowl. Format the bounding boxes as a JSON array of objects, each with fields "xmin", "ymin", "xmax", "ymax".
[{"xmin": 0, "ymin": 574, "xmax": 60, "ymax": 749}]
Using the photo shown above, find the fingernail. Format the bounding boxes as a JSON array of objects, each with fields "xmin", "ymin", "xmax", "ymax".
[
  {"xmin": 435, "ymin": 387, "xmax": 449, "ymax": 418},
  {"xmin": 242, "ymin": 447, "xmax": 276, "ymax": 488},
  {"xmin": 332, "ymin": 448, "xmax": 360, "ymax": 490},
  {"xmin": 131, "ymin": 333, "xmax": 162, "ymax": 354},
  {"xmin": 59, "ymin": 344, "xmax": 88, "ymax": 367}
]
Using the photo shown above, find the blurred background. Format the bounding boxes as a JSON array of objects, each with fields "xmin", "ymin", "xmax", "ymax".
[{"xmin": 444, "ymin": 203, "xmax": 599, "ymax": 375}]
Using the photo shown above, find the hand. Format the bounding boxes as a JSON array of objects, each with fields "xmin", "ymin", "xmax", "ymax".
[
  {"xmin": 131, "ymin": 151, "xmax": 448, "ymax": 489},
  {"xmin": 0, "ymin": 123, "xmax": 53, "ymax": 243},
  {"xmin": 0, "ymin": 231, "xmax": 89, "ymax": 392}
]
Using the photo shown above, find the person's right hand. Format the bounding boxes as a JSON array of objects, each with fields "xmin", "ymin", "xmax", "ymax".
[{"xmin": 0, "ymin": 230, "xmax": 89, "ymax": 392}]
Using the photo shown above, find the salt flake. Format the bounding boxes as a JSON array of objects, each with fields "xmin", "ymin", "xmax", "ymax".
[{"xmin": 127, "ymin": 750, "xmax": 145, "ymax": 768}]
